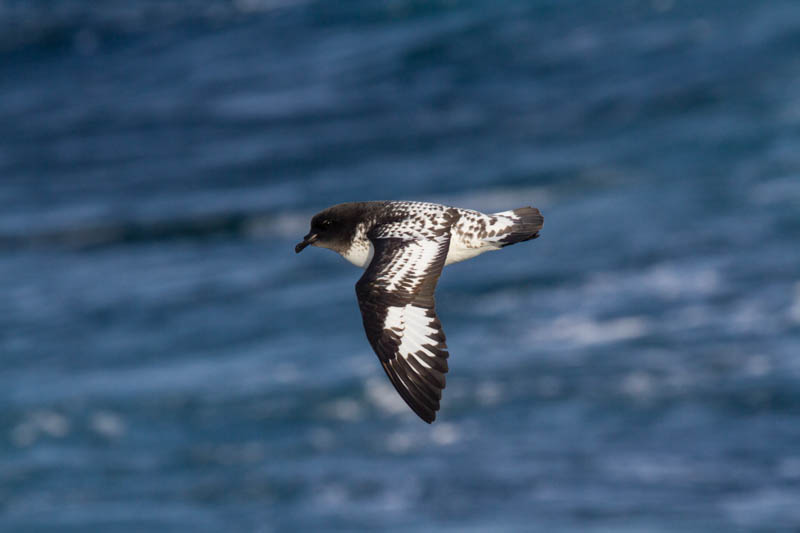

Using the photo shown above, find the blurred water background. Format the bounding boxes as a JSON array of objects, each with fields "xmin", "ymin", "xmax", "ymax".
[{"xmin": 2, "ymin": 0, "xmax": 800, "ymax": 531}]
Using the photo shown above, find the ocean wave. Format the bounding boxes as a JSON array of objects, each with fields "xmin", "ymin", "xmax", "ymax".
[{"xmin": 528, "ymin": 314, "xmax": 651, "ymax": 348}]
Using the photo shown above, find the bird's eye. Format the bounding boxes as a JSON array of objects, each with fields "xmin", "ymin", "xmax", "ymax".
[{"xmin": 322, "ymin": 220, "xmax": 332, "ymax": 226}]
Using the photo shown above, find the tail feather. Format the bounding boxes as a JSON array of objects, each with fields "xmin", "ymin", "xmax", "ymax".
[{"xmin": 493, "ymin": 206, "xmax": 543, "ymax": 247}]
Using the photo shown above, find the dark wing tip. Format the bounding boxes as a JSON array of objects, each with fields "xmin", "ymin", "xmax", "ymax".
[{"xmin": 380, "ymin": 359, "xmax": 443, "ymax": 424}]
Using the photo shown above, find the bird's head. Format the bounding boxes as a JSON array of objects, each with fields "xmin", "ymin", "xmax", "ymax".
[{"xmin": 295, "ymin": 203, "xmax": 363, "ymax": 254}]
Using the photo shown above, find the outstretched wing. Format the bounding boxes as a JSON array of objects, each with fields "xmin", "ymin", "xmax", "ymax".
[{"xmin": 355, "ymin": 222, "xmax": 453, "ymax": 423}]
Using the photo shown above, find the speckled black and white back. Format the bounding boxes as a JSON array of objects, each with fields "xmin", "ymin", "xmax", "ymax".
[{"xmin": 337, "ymin": 201, "xmax": 543, "ymax": 268}]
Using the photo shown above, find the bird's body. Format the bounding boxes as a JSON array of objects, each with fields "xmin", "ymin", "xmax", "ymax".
[
  {"xmin": 320, "ymin": 201, "xmax": 539, "ymax": 268},
  {"xmin": 295, "ymin": 200, "xmax": 543, "ymax": 423}
]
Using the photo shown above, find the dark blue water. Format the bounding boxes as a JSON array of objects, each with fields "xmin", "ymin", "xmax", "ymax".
[{"xmin": 2, "ymin": 1, "xmax": 800, "ymax": 531}]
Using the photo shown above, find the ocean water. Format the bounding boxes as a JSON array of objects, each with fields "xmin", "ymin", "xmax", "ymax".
[{"xmin": 2, "ymin": 0, "xmax": 800, "ymax": 531}]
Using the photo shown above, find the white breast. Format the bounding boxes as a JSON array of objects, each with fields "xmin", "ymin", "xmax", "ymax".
[{"xmin": 342, "ymin": 241, "xmax": 375, "ymax": 268}]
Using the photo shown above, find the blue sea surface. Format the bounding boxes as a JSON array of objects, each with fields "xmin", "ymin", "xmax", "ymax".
[{"xmin": 2, "ymin": 1, "xmax": 800, "ymax": 531}]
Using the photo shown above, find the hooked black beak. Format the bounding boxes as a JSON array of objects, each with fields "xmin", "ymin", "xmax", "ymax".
[{"xmin": 295, "ymin": 232, "xmax": 318, "ymax": 253}]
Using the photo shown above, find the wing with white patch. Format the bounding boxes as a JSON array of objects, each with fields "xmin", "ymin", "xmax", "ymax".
[{"xmin": 355, "ymin": 223, "xmax": 453, "ymax": 423}]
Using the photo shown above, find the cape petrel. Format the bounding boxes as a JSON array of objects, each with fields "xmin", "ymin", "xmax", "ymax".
[{"xmin": 295, "ymin": 201, "xmax": 543, "ymax": 423}]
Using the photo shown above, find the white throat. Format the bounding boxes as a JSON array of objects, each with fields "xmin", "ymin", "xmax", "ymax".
[{"xmin": 341, "ymin": 241, "xmax": 374, "ymax": 268}]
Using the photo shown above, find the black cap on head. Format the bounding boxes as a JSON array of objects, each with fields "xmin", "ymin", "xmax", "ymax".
[{"xmin": 295, "ymin": 203, "xmax": 368, "ymax": 254}]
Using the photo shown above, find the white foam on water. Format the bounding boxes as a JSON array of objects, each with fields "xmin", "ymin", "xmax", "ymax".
[
  {"xmin": 373, "ymin": 483, "xmax": 414, "ymax": 513},
  {"xmin": 534, "ymin": 314, "xmax": 650, "ymax": 347},
  {"xmin": 586, "ymin": 263, "xmax": 721, "ymax": 301},
  {"xmin": 789, "ymin": 281, "xmax": 800, "ymax": 324},
  {"xmin": 602, "ymin": 454, "xmax": 697, "ymax": 484},
  {"xmin": 645, "ymin": 265, "xmax": 720, "ymax": 299},
  {"xmin": 724, "ymin": 489, "xmax": 800, "ymax": 527},
  {"xmin": 10, "ymin": 410, "xmax": 70, "ymax": 447},
  {"xmin": 364, "ymin": 376, "xmax": 408, "ymax": 415},
  {"xmin": 322, "ymin": 398, "xmax": 363, "ymax": 422},
  {"xmin": 88, "ymin": 410, "xmax": 126, "ymax": 439},
  {"xmin": 620, "ymin": 371, "xmax": 655, "ymax": 399},
  {"xmin": 431, "ymin": 422, "xmax": 460, "ymax": 446},
  {"xmin": 315, "ymin": 482, "xmax": 348, "ymax": 508},
  {"xmin": 385, "ymin": 431, "xmax": 415, "ymax": 454}
]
